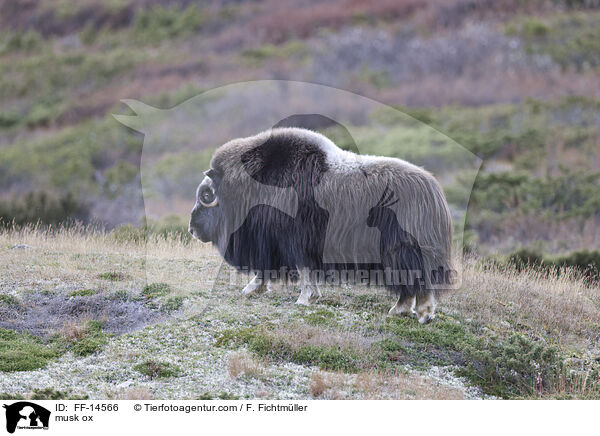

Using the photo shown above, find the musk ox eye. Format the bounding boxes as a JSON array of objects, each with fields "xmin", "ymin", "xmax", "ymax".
[{"xmin": 199, "ymin": 185, "xmax": 218, "ymax": 207}]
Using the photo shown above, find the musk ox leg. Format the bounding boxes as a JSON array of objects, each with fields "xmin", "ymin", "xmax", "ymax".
[
  {"xmin": 295, "ymin": 268, "xmax": 319, "ymax": 305},
  {"xmin": 415, "ymin": 291, "xmax": 436, "ymax": 324},
  {"xmin": 241, "ymin": 274, "xmax": 267, "ymax": 297},
  {"xmin": 388, "ymin": 294, "xmax": 415, "ymax": 317}
]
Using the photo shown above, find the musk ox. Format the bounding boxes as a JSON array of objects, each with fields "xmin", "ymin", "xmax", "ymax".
[{"xmin": 189, "ymin": 127, "xmax": 453, "ymax": 323}]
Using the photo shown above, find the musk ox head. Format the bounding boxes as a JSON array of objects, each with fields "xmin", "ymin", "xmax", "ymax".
[
  {"xmin": 188, "ymin": 132, "xmax": 300, "ymax": 249},
  {"xmin": 189, "ymin": 168, "xmax": 224, "ymax": 243}
]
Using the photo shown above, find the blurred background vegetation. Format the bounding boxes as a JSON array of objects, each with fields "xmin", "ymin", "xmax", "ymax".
[{"xmin": 1, "ymin": 0, "xmax": 599, "ymax": 272}]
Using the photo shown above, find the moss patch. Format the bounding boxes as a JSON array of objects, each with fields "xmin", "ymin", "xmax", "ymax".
[{"xmin": 0, "ymin": 328, "xmax": 62, "ymax": 372}]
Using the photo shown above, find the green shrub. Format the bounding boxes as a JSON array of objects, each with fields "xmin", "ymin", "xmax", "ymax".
[
  {"xmin": 507, "ymin": 248, "xmax": 600, "ymax": 282},
  {"xmin": 458, "ymin": 334, "xmax": 595, "ymax": 398},
  {"xmin": 86, "ymin": 320, "xmax": 104, "ymax": 333},
  {"xmin": 469, "ymin": 168, "xmax": 600, "ymax": 220},
  {"xmin": 148, "ymin": 215, "xmax": 192, "ymax": 244},
  {"xmin": 554, "ymin": 250, "xmax": 600, "ymax": 281},
  {"xmin": 98, "ymin": 272, "xmax": 129, "ymax": 281},
  {"xmin": 147, "ymin": 150, "xmax": 213, "ymax": 195},
  {"xmin": 507, "ymin": 12, "xmax": 600, "ymax": 70},
  {"xmin": 133, "ymin": 5, "xmax": 206, "ymax": 44},
  {"xmin": 111, "ymin": 224, "xmax": 148, "ymax": 244},
  {"xmin": 70, "ymin": 289, "xmax": 96, "ymax": 297},
  {"xmin": 0, "ymin": 295, "xmax": 20, "ymax": 307},
  {"xmin": 141, "ymin": 283, "xmax": 171, "ymax": 299},
  {"xmin": 382, "ymin": 316, "xmax": 476, "ymax": 349},
  {"xmin": 161, "ymin": 296, "xmax": 184, "ymax": 312},
  {"xmin": 507, "ymin": 249, "xmax": 546, "ymax": 271},
  {"xmin": 1, "ymin": 30, "xmax": 42, "ymax": 54},
  {"xmin": 70, "ymin": 335, "xmax": 108, "ymax": 356},
  {"xmin": 103, "ymin": 161, "xmax": 139, "ymax": 198},
  {"xmin": 25, "ymin": 103, "xmax": 55, "ymax": 127},
  {"xmin": 0, "ymin": 191, "xmax": 90, "ymax": 228},
  {"xmin": 292, "ymin": 345, "xmax": 359, "ymax": 372},
  {"xmin": 0, "ymin": 110, "xmax": 20, "ymax": 128}
]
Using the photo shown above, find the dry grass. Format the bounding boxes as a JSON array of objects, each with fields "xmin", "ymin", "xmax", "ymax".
[
  {"xmin": 309, "ymin": 371, "xmax": 329, "ymax": 397},
  {"xmin": 445, "ymin": 257, "xmax": 600, "ymax": 350},
  {"xmin": 310, "ymin": 370, "xmax": 467, "ymax": 400},
  {"xmin": 4, "ymin": 226, "xmax": 598, "ymax": 354},
  {"xmin": 3, "ymin": 226, "xmax": 599, "ymax": 399},
  {"xmin": 61, "ymin": 318, "xmax": 92, "ymax": 342},
  {"xmin": 0, "ymin": 225, "xmax": 219, "ymax": 297},
  {"xmin": 116, "ymin": 386, "xmax": 154, "ymax": 400},
  {"xmin": 227, "ymin": 352, "xmax": 265, "ymax": 379}
]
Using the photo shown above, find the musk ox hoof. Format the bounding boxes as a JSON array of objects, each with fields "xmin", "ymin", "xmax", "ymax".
[
  {"xmin": 295, "ymin": 297, "xmax": 311, "ymax": 306},
  {"xmin": 418, "ymin": 313, "xmax": 435, "ymax": 324},
  {"xmin": 241, "ymin": 283, "xmax": 267, "ymax": 297},
  {"xmin": 388, "ymin": 307, "xmax": 413, "ymax": 317}
]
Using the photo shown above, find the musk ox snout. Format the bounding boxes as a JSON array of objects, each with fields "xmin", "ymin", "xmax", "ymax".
[{"xmin": 189, "ymin": 204, "xmax": 216, "ymax": 243}]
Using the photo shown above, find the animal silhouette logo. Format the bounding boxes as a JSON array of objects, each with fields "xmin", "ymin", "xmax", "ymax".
[
  {"xmin": 3, "ymin": 402, "xmax": 50, "ymax": 434},
  {"xmin": 113, "ymin": 80, "xmax": 482, "ymax": 291}
]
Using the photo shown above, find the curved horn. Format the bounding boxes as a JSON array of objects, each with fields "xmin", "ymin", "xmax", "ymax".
[{"xmin": 199, "ymin": 197, "xmax": 219, "ymax": 208}]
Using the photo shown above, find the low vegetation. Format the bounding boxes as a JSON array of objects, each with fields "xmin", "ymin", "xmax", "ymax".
[
  {"xmin": 506, "ymin": 248, "xmax": 600, "ymax": 283},
  {"xmin": 0, "ymin": 329, "xmax": 62, "ymax": 372},
  {"xmin": 0, "ymin": 228, "xmax": 598, "ymax": 399},
  {"xmin": 62, "ymin": 320, "xmax": 110, "ymax": 357},
  {"xmin": 134, "ymin": 361, "xmax": 182, "ymax": 379}
]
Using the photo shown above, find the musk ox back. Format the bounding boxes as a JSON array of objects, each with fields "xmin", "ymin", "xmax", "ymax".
[{"xmin": 189, "ymin": 127, "xmax": 454, "ymax": 323}]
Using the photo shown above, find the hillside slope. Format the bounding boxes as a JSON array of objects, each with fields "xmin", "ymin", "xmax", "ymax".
[{"xmin": 1, "ymin": 228, "xmax": 598, "ymax": 399}]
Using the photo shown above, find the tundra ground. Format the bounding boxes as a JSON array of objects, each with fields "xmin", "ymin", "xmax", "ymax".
[{"xmin": 1, "ymin": 227, "xmax": 599, "ymax": 400}]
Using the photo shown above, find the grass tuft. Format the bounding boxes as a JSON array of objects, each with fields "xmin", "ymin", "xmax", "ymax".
[{"xmin": 134, "ymin": 361, "xmax": 182, "ymax": 379}]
